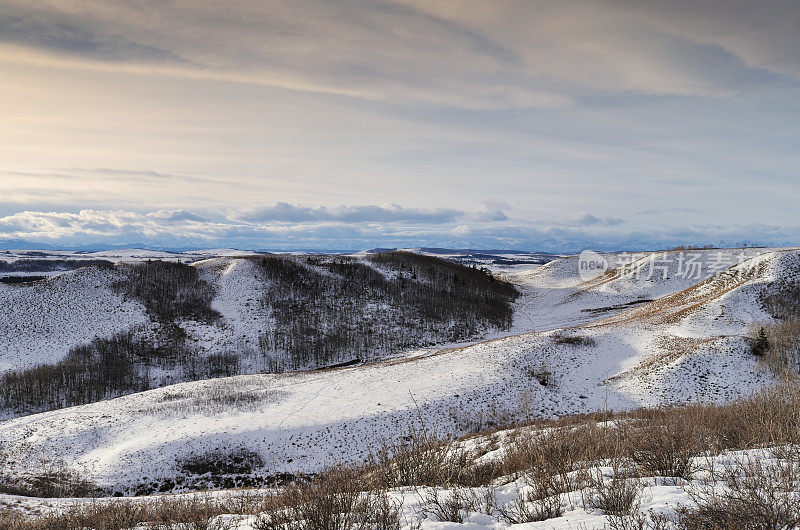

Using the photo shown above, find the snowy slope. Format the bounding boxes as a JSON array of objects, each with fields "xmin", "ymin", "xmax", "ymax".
[
  {"xmin": 0, "ymin": 248, "xmax": 794, "ymax": 491},
  {"xmin": 506, "ymin": 247, "xmax": 780, "ymax": 332},
  {"xmin": 0, "ymin": 439, "xmax": 787, "ymax": 530},
  {"xmin": 0, "ymin": 252, "xmax": 519, "ymax": 376},
  {"xmin": 0, "ymin": 266, "xmax": 150, "ymax": 371}
]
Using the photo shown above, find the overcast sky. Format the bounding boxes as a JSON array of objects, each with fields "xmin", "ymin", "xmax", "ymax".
[{"xmin": 1, "ymin": 0, "xmax": 799, "ymax": 251}]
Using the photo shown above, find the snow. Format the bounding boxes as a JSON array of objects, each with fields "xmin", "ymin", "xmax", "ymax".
[
  {"xmin": 0, "ymin": 266, "xmax": 150, "ymax": 372},
  {"xmin": 0, "ymin": 442, "xmax": 790, "ymax": 529},
  {"xmin": 0, "ymin": 247, "xmax": 796, "ymax": 497}
]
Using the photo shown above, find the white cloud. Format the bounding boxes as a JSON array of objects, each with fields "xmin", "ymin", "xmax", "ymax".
[
  {"xmin": 2, "ymin": 207, "xmax": 799, "ymax": 253},
  {"xmin": 233, "ymin": 203, "xmax": 466, "ymax": 224}
]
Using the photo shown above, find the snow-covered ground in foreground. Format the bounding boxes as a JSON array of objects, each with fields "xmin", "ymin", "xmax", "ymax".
[
  {"xmin": 0, "ymin": 248, "xmax": 795, "ymax": 492},
  {"xmin": 0, "ymin": 439, "xmax": 788, "ymax": 530}
]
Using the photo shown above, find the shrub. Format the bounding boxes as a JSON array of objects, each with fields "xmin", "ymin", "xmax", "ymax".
[
  {"xmin": 367, "ymin": 424, "xmax": 470, "ymax": 488},
  {"xmin": 499, "ymin": 422, "xmax": 621, "ymax": 483},
  {"xmin": 179, "ymin": 447, "xmax": 265, "ymax": 477},
  {"xmin": 253, "ymin": 466, "xmax": 400, "ymax": 530},
  {"xmin": 0, "ymin": 494, "xmax": 238, "ymax": 530},
  {"xmin": 552, "ymin": 333, "xmax": 597, "ymax": 347},
  {"xmin": 679, "ymin": 455, "xmax": 800, "ymax": 529},
  {"xmin": 627, "ymin": 410, "xmax": 702, "ymax": 482},
  {"xmin": 525, "ymin": 363, "xmax": 555, "ymax": 387},
  {"xmin": 0, "ymin": 460, "xmax": 98, "ymax": 499},
  {"xmin": 496, "ymin": 483, "xmax": 564, "ymax": 523},
  {"xmin": 582, "ymin": 459, "xmax": 643, "ymax": 517}
]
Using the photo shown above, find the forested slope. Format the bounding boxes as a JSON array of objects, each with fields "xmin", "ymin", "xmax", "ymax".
[{"xmin": 0, "ymin": 252, "xmax": 518, "ymax": 417}]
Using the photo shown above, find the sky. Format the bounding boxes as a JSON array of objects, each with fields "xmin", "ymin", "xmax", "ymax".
[{"xmin": 1, "ymin": 0, "xmax": 799, "ymax": 252}]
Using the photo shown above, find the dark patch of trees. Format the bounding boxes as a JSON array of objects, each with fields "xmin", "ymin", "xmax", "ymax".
[
  {"xmin": 0, "ymin": 259, "xmax": 113, "ymax": 273},
  {"xmin": 761, "ymin": 279, "xmax": 800, "ymax": 320},
  {"xmin": 0, "ymin": 276, "xmax": 47, "ymax": 284},
  {"xmin": 0, "ymin": 261, "xmax": 233, "ymax": 416},
  {"xmin": 0, "ymin": 254, "xmax": 518, "ymax": 415},
  {"xmin": 0, "ymin": 333, "xmax": 149, "ymax": 415},
  {"xmin": 256, "ymin": 252, "xmax": 518, "ymax": 370},
  {"xmin": 113, "ymin": 261, "xmax": 221, "ymax": 325},
  {"xmin": 0, "ymin": 333, "xmax": 239, "ymax": 416}
]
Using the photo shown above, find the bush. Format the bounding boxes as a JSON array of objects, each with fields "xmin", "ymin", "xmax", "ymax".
[
  {"xmin": 527, "ymin": 363, "xmax": 554, "ymax": 387},
  {"xmin": 582, "ymin": 459, "xmax": 643, "ymax": 516},
  {"xmin": 253, "ymin": 466, "xmax": 400, "ymax": 530},
  {"xmin": 0, "ymin": 494, "xmax": 237, "ymax": 530},
  {"xmin": 679, "ymin": 455, "xmax": 800, "ymax": 529},
  {"xmin": 367, "ymin": 424, "xmax": 470, "ymax": 488},
  {"xmin": 179, "ymin": 447, "xmax": 265, "ymax": 476},
  {"xmin": 0, "ymin": 461, "xmax": 98, "ymax": 498},
  {"xmin": 552, "ymin": 333, "xmax": 597, "ymax": 347},
  {"xmin": 627, "ymin": 410, "xmax": 702, "ymax": 482},
  {"xmin": 499, "ymin": 421, "xmax": 621, "ymax": 483}
]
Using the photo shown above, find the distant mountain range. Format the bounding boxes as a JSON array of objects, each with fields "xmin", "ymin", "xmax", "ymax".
[{"xmin": 0, "ymin": 238, "xmax": 555, "ymax": 255}]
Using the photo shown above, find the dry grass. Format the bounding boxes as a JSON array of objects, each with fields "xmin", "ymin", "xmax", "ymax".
[
  {"xmin": 6, "ymin": 384, "xmax": 800, "ymax": 528},
  {"xmin": 0, "ymin": 494, "xmax": 239, "ymax": 530}
]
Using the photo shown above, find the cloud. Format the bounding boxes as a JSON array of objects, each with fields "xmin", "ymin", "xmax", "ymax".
[
  {"xmin": 0, "ymin": 0, "xmax": 576, "ymax": 110},
  {"xmin": 1, "ymin": 1, "xmax": 798, "ymax": 115},
  {"xmin": 537, "ymin": 213, "xmax": 625, "ymax": 227},
  {"xmin": 234, "ymin": 203, "xmax": 468, "ymax": 224},
  {"xmin": 146, "ymin": 209, "xmax": 209, "ymax": 223},
  {"xmin": 636, "ymin": 207, "xmax": 702, "ymax": 216},
  {"xmin": 2, "ymin": 206, "xmax": 798, "ymax": 253},
  {"xmin": 467, "ymin": 209, "xmax": 508, "ymax": 222},
  {"xmin": 0, "ymin": 7, "xmax": 186, "ymax": 63},
  {"xmin": 572, "ymin": 214, "xmax": 624, "ymax": 227}
]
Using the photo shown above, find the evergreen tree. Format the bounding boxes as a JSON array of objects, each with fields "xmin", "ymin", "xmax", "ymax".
[{"xmin": 752, "ymin": 327, "xmax": 770, "ymax": 357}]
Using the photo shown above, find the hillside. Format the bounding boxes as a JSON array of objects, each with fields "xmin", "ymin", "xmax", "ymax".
[
  {"xmin": 0, "ymin": 247, "xmax": 794, "ymax": 494},
  {"xmin": 0, "ymin": 252, "xmax": 518, "ymax": 417},
  {"xmin": 4, "ymin": 384, "xmax": 799, "ymax": 529}
]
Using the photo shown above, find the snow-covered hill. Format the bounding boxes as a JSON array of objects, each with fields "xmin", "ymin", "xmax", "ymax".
[
  {"xmin": 0, "ymin": 247, "xmax": 794, "ymax": 493},
  {"xmin": 0, "ymin": 252, "xmax": 519, "ymax": 417},
  {"xmin": 0, "ymin": 266, "xmax": 150, "ymax": 372}
]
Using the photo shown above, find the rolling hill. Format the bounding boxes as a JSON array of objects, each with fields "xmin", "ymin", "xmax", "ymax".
[
  {"xmin": 0, "ymin": 252, "xmax": 518, "ymax": 417},
  {"xmin": 0, "ymin": 247, "xmax": 794, "ymax": 494}
]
